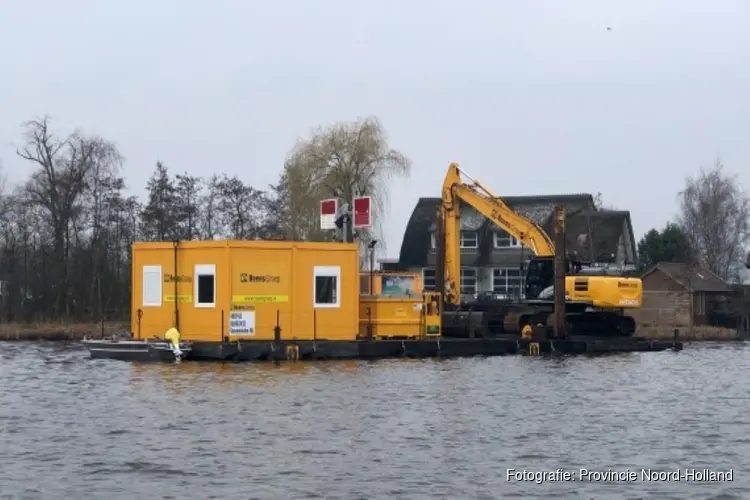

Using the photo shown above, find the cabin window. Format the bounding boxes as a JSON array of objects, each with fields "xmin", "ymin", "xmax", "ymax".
[
  {"xmin": 460, "ymin": 231, "xmax": 478, "ymax": 249},
  {"xmin": 314, "ymin": 266, "xmax": 340, "ymax": 308},
  {"xmin": 422, "ymin": 268, "xmax": 436, "ymax": 291},
  {"xmin": 494, "ymin": 230, "xmax": 521, "ymax": 248},
  {"xmin": 460, "ymin": 267, "xmax": 477, "ymax": 295},
  {"xmin": 492, "ymin": 267, "xmax": 525, "ymax": 298},
  {"xmin": 142, "ymin": 265, "xmax": 162, "ymax": 307},
  {"xmin": 194, "ymin": 264, "xmax": 216, "ymax": 308}
]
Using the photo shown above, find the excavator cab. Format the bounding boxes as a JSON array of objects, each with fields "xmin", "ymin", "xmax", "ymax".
[{"xmin": 523, "ymin": 256, "xmax": 575, "ymax": 299}]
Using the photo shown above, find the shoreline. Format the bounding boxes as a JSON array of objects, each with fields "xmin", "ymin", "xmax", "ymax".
[
  {"xmin": 0, "ymin": 323, "xmax": 741, "ymax": 343},
  {"xmin": 0, "ymin": 323, "xmax": 129, "ymax": 342},
  {"xmin": 637, "ymin": 325, "xmax": 743, "ymax": 342}
]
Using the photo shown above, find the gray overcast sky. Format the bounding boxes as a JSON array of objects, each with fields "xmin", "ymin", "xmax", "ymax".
[{"xmin": 2, "ymin": 0, "xmax": 749, "ymax": 257}]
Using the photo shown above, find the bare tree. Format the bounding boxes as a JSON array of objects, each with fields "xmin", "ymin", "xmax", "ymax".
[
  {"xmin": 279, "ymin": 116, "xmax": 411, "ymax": 253},
  {"xmin": 16, "ymin": 116, "xmax": 121, "ymax": 316},
  {"xmin": 216, "ymin": 174, "xmax": 268, "ymax": 239},
  {"xmin": 0, "ymin": 157, "xmax": 7, "ymax": 196},
  {"xmin": 174, "ymin": 172, "xmax": 202, "ymax": 240},
  {"xmin": 198, "ymin": 174, "xmax": 222, "ymax": 240},
  {"xmin": 678, "ymin": 159, "xmax": 750, "ymax": 281},
  {"xmin": 276, "ymin": 158, "xmax": 331, "ymax": 241}
]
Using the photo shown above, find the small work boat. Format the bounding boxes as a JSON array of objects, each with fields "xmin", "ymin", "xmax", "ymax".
[{"xmin": 82, "ymin": 337, "xmax": 192, "ymax": 363}]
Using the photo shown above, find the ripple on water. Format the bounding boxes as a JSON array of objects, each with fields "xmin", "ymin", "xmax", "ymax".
[{"xmin": 0, "ymin": 342, "xmax": 748, "ymax": 499}]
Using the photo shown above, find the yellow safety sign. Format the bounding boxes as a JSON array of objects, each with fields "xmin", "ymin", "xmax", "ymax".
[
  {"xmin": 164, "ymin": 294, "xmax": 192, "ymax": 303},
  {"xmin": 232, "ymin": 295, "xmax": 289, "ymax": 304}
]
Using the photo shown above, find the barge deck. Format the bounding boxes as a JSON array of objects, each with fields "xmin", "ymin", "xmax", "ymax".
[{"xmin": 83, "ymin": 336, "xmax": 683, "ymax": 363}]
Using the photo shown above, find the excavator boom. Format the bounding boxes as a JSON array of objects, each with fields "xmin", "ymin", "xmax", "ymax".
[{"xmin": 442, "ymin": 162, "xmax": 555, "ymax": 304}]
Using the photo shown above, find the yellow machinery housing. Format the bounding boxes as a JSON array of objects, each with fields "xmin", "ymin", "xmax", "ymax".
[
  {"xmin": 358, "ymin": 270, "xmax": 439, "ymax": 339},
  {"xmin": 132, "ymin": 240, "xmax": 360, "ymax": 341},
  {"xmin": 358, "ymin": 292, "xmax": 442, "ymax": 339}
]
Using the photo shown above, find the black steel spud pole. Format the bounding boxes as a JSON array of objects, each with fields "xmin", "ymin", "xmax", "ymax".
[{"xmin": 553, "ymin": 206, "xmax": 566, "ymax": 339}]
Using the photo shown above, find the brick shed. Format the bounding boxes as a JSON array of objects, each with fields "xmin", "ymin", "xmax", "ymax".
[{"xmin": 631, "ymin": 262, "xmax": 731, "ymax": 328}]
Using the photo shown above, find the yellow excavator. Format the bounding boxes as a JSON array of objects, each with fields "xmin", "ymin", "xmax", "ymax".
[{"xmin": 439, "ymin": 162, "xmax": 642, "ymax": 337}]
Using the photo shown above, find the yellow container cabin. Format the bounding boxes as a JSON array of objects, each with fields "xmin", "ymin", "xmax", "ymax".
[{"xmin": 131, "ymin": 240, "xmax": 360, "ymax": 342}]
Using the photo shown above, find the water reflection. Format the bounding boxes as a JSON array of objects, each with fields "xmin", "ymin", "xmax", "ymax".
[{"xmin": 130, "ymin": 359, "xmax": 370, "ymax": 394}]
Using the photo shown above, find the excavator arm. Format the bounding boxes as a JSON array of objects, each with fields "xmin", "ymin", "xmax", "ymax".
[{"xmin": 441, "ymin": 162, "xmax": 555, "ymax": 304}]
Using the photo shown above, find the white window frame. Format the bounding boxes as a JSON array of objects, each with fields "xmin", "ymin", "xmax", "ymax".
[
  {"xmin": 142, "ymin": 265, "xmax": 162, "ymax": 307},
  {"xmin": 422, "ymin": 267, "xmax": 436, "ymax": 291},
  {"xmin": 460, "ymin": 267, "xmax": 478, "ymax": 295},
  {"xmin": 491, "ymin": 267, "xmax": 525, "ymax": 296},
  {"xmin": 314, "ymin": 265, "xmax": 341, "ymax": 308},
  {"xmin": 494, "ymin": 231, "xmax": 522, "ymax": 248},
  {"xmin": 194, "ymin": 264, "xmax": 217, "ymax": 308},
  {"xmin": 460, "ymin": 231, "xmax": 478, "ymax": 249},
  {"xmin": 431, "ymin": 231, "xmax": 479, "ymax": 249}
]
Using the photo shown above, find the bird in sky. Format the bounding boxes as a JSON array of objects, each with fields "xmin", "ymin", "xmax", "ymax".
[{"xmin": 606, "ymin": 26, "xmax": 612, "ymax": 31}]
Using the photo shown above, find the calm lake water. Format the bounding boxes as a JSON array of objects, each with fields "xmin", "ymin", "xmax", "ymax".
[{"xmin": 0, "ymin": 342, "xmax": 747, "ymax": 499}]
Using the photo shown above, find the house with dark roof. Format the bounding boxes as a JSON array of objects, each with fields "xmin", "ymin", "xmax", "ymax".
[
  {"xmin": 633, "ymin": 262, "xmax": 732, "ymax": 327},
  {"xmin": 396, "ymin": 194, "xmax": 638, "ymax": 300}
]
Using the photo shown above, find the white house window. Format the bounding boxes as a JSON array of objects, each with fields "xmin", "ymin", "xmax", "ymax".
[
  {"xmin": 430, "ymin": 230, "xmax": 478, "ymax": 249},
  {"xmin": 314, "ymin": 265, "xmax": 341, "ymax": 308},
  {"xmin": 460, "ymin": 268, "xmax": 477, "ymax": 295},
  {"xmin": 460, "ymin": 231, "xmax": 478, "ymax": 249},
  {"xmin": 194, "ymin": 264, "xmax": 216, "ymax": 308},
  {"xmin": 142, "ymin": 265, "xmax": 162, "ymax": 307},
  {"xmin": 494, "ymin": 230, "xmax": 522, "ymax": 248},
  {"xmin": 492, "ymin": 267, "xmax": 525, "ymax": 298},
  {"xmin": 422, "ymin": 267, "xmax": 436, "ymax": 291}
]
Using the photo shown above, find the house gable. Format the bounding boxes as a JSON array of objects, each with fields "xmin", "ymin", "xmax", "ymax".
[{"xmin": 398, "ymin": 193, "xmax": 636, "ymax": 268}]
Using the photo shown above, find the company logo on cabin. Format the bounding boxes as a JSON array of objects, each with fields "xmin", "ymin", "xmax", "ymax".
[
  {"xmin": 239, "ymin": 273, "xmax": 281, "ymax": 284},
  {"xmin": 164, "ymin": 274, "xmax": 192, "ymax": 283}
]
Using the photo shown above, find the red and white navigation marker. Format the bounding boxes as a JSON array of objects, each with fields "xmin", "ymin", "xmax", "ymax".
[
  {"xmin": 320, "ymin": 199, "xmax": 338, "ymax": 230},
  {"xmin": 353, "ymin": 196, "xmax": 372, "ymax": 229}
]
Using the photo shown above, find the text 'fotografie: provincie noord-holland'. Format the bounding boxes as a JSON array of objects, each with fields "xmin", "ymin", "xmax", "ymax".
[{"xmin": 506, "ymin": 468, "xmax": 733, "ymax": 483}]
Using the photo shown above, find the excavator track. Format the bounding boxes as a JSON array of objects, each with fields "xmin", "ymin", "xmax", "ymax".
[
  {"xmin": 502, "ymin": 303, "xmax": 637, "ymax": 338},
  {"xmin": 562, "ymin": 311, "xmax": 636, "ymax": 337},
  {"xmin": 441, "ymin": 300, "xmax": 637, "ymax": 339}
]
